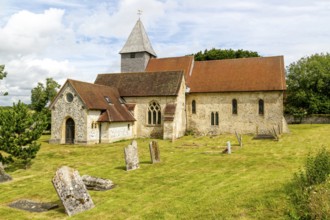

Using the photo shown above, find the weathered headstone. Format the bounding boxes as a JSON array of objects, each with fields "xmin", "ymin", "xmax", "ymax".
[
  {"xmin": 235, "ymin": 131, "xmax": 243, "ymax": 147},
  {"xmin": 52, "ymin": 166, "xmax": 94, "ymax": 216},
  {"xmin": 0, "ymin": 162, "xmax": 12, "ymax": 183},
  {"xmin": 124, "ymin": 140, "xmax": 139, "ymax": 171},
  {"xmin": 149, "ymin": 140, "xmax": 160, "ymax": 163},
  {"xmin": 82, "ymin": 175, "xmax": 115, "ymax": 191},
  {"xmin": 226, "ymin": 141, "xmax": 231, "ymax": 154}
]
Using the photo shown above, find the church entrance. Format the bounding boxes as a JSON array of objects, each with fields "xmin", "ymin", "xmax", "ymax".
[{"xmin": 65, "ymin": 118, "xmax": 75, "ymax": 144}]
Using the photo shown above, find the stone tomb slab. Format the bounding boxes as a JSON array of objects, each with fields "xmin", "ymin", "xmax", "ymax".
[
  {"xmin": 124, "ymin": 140, "xmax": 139, "ymax": 171},
  {"xmin": 8, "ymin": 199, "xmax": 58, "ymax": 213},
  {"xmin": 149, "ymin": 140, "xmax": 160, "ymax": 163},
  {"xmin": 82, "ymin": 175, "xmax": 115, "ymax": 191},
  {"xmin": 52, "ymin": 166, "xmax": 94, "ymax": 216}
]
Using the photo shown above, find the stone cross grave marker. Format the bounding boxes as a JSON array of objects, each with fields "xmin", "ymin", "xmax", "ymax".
[
  {"xmin": 149, "ymin": 140, "xmax": 160, "ymax": 163},
  {"xmin": 124, "ymin": 140, "xmax": 139, "ymax": 171},
  {"xmin": 52, "ymin": 166, "xmax": 94, "ymax": 216}
]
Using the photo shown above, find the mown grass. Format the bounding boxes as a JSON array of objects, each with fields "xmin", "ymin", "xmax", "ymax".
[{"xmin": 0, "ymin": 124, "xmax": 329, "ymax": 219}]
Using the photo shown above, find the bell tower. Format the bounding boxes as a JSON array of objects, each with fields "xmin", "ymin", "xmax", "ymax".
[{"xmin": 119, "ymin": 19, "xmax": 157, "ymax": 72}]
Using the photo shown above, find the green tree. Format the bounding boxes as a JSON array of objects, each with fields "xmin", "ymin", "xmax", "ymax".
[
  {"xmin": 0, "ymin": 101, "xmax": 47, "ymax": 168},
  {"xmin": 31, "ymin": 78, "xmax": 60, "ymax": 112},
  {"xmin": 286, "ymin": 53, "xmax": 330, "ymax": 115},
  {"xmin": 31, "ymin": 78, "xmax": 60, "ymax": 130},
  {"xmin": 0, "ymin": 65, "xmax": 8, "ymax": 96},
  {"xmin": 190, "ymin": 48, "xmax": 260, "ymax": 61}
]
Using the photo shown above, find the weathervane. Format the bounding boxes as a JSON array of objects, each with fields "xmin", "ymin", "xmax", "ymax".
[{"xmin": 138, "ymin": 10, "xmax": 143, "ymax": 19}]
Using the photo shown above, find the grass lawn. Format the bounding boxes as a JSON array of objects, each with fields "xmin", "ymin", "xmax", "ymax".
[{"xmin": 0, "ymin": 124, "xmax": 329, "ymax": 219}]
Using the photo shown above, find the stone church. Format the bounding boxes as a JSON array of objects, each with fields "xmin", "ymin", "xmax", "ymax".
[{"xmin": 49, "ymin": 19, "xmax": 288, "ymax": 144}]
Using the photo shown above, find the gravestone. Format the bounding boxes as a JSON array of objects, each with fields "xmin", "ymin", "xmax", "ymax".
[
  {"xmin": 52, "ymin": 166, "xmax": 94, "ymax": 216},
  {"xmin": 226, "ymin": 141, "xmax": 231, "ymax": 154},
  {"xmin": 0, "ymin": 162, "xmax": 12, "ymax": 183},
  {"xmin": 82, "ymin": 175, "xmax": 115, "ymax": 191},
  {"xmin": 9, "ymin": 199, "xmax": 58, "ymax": 212},
  {"xmin": 149, "ymin": 141, "xmax": 160, "ymax": 163},
  {"xmin": 124, "ymin": 140, "xmax": 139, "ymax": 171}
]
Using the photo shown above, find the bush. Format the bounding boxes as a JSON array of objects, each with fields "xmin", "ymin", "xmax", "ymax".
[{"xmin": 286, "ymin": 148, "xmax": 330, "ymax": 219}]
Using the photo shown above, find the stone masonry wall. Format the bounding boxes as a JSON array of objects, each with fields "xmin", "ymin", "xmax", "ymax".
[
  {"xmin": 173, "ymin": 78, "xmax": 187, "ymax": 138},
  {"xmin": 50, "ymin": 84, "xmax": 87, "ymax": 144},
  {"xmin": 186, "ymin": 91, "xmax": 285, "ymax": 135},
  {"xmin": 124, "ymin": 96, "xmax": 177, "ymax": 138}
]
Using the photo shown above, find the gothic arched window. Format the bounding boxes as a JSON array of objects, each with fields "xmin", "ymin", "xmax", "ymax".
[
  {"xmin": 259, "ymin": 99, "xmax": 264, "ymax": 115},
  {"xmin": 232, "ymin": 99, "xmax": 238, "ymax": 115},
  {"xmin": 148, "ymin": 101, "xmax": 161, "ymax": 125},
  {"xmin": 192, "ymin": 100, "xmax": 196, "ymax": 114}
]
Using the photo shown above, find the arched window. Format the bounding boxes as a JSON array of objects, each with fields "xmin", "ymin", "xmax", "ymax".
[
  {"xmin": 148, "ymin": 101, "xmax": 161, "ymax": 125},
  {"xmin": 259, "ymin": 99, "xmax": 264, "ymax": 115},
  {"xmin": 192, "ymin": 100, "xmax": 196, "ymax": 114},
  {"xmin": 211, "ymin": 112, "xmax": 214, "ymax": 125},
  {"xmin": 211, "ymin": 112, "xmax": 219, "ymax": 126},
  {"xmin": 215, "ymin": 112, "xmax": 219, "ymax": 125},
  {"xmin": 232, "ymin": 99, "xmax": 238, "ymax": 115}
]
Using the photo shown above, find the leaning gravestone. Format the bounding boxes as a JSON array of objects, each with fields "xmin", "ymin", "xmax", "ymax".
[
  {"xmin": 0, "ymin": 162, "xmax": 12, "ymax": 183},
  {"xmin": 82, "ymin": 175, "xmax": 115, "ymax": 191},
  {"xmin": 149, "ymin": 140, "xmax": 160, "ymax": 163},
  {"xmin": 52, "ymin": 166, "xmax": 94, "ymax": 216},
  {"xmin": 124, "ymin": 140, "xmax": 139, "ymax": 171}
]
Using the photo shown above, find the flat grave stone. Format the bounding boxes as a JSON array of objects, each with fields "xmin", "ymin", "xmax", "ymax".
[
  {"xmin": 8, "ymin": 199, "xmax": 58, "ymax": 212},
  {"xmin": 52, "ymin": 166, "xmax": 94, "ymax": 216}
]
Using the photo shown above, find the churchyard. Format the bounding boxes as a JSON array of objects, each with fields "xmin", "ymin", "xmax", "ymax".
[{"xmin": 0, "ymin": 124, "xmax": 329, "ymax": 219}]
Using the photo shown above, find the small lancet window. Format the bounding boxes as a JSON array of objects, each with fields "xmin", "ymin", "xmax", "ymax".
[
  {"xmin": 192, "ymin": 100, "xmax": 196, "ymax": 114},
  {"xmin": 259, "ymin": 99, "xmax": 264, "ymax": 115},
  {"xmin": 232, "ymin": 99, "xmax": 238, "ymax": 115},
  {"xmin": 211, "ymin": 112, "xmax": 219, "ymax": 126},
  {"xmin": 130, "ymin": 53, "xmax": 136, "ymax": 58}
]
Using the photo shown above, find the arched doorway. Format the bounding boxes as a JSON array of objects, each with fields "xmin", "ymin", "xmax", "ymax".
[{"xmin": 65, "ymin": 118, "xmax": 75, "ymax": 144}]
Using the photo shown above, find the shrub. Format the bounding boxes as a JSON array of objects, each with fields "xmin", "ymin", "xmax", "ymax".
[{"xmin": 286, "ymin": 148, "xmax": 330, "ymax": 219}]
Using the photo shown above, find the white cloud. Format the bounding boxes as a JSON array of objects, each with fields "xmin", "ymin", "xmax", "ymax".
[
  {"xmin": 0, "ymin": 56, "xmax": 76, "ymax": 105},
  {"xmin": 1, "ymin": 0, "xmax": 330, "ymax": 106}
]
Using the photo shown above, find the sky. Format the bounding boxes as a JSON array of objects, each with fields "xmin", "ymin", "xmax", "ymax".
[{"xmin": 0, "ymin": 0, "xmax": 330, "ymax": 106}]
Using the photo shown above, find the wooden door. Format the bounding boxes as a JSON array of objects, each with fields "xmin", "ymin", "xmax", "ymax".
[{"xmin": 65, "ymin": 118, "xmax": 75, "ymax": 144}]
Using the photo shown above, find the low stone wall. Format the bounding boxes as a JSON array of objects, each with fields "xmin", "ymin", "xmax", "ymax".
[{"xmin": 285, "ymin": 114, "xmax": 330, "ymax": 124}]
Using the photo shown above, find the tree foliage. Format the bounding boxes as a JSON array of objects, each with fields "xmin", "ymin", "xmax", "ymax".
[
  {"xmin": 0, "ymin": 65, "xmax": 8, "ymax": 96},
  {"xmin": 31, "ymin": 78, "xmax": 60, "ymax": 130},
  {"xmin": 31, "ymin": 78, "xmax": 60, "ymax": 112},
  {"xmin": 0, "ymin": 101, "xmax": 47, "ymax": 168},
  {"xmin": 190, "ymin": 48, "xmax": 260, "ymax": 61},
  {"xmin": 286, "ymin": 53, "xmax": 330, "ymax": 115}
]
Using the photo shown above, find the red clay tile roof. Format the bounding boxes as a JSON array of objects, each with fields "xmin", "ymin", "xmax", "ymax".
[
  {"xmin": 63, "ymin": 79, "xmax": 135, "ymax": 122},
  {"xmin": 187, "ymin": 56, "xmax": 286, "ymax": 92},
  {"xmin": 94, "ymin": 71, "xmax": 184, "ymax": 97},
  {"xmin": 145, "ymin": 56, "xmax": 194, "ymax": 77}
]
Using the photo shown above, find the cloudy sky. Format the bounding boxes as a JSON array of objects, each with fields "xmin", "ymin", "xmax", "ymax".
[{"xmin": 0, "ymin": 0, "xmax": 329, "ymax": 106}]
